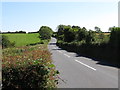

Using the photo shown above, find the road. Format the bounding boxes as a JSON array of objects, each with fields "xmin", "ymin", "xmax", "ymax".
[{"xmin": 48, "ymin": 37, "xmax": 118, "ymax": 88}]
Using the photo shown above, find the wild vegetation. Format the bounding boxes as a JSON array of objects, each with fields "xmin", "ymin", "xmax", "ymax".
[
  {"xmin": 56, "ymin": 25, "xmax": 119, "ymax": 67},
  {"xmin": 2, "ymin": 26, "xmax": 59, "ymax": 89},
  {"xmin": 2, "ymin": 45, "xmax": 59, "ymax": 89}
]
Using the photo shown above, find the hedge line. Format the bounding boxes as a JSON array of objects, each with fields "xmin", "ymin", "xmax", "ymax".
[
  {"xmin": 57, "ymin": 41, "xmax": 118, "ymax": 66},
  {"xmin": 2, "ymin": 45, "xmax": 59, "ymax": 89},
  {"xmin": 56, "ymin": 27, "xmax": 120, "ymax": 67}
]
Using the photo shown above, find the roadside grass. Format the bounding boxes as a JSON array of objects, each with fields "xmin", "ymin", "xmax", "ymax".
[
  {"xmin": 2, "ymin": 44, "xmax": 59, "ymax": 89},
  {"xmin": 2, "ymin": 33, "xmax": 42, "ymax": 47}
]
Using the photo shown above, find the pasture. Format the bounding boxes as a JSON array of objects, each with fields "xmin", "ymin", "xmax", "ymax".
[{"xmin": 2, "ymin": 33, "xmax": 41, "ymax": 47}]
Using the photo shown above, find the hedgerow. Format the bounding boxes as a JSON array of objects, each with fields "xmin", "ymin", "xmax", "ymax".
[
  {"xmin": 2, "ymin": 45, "xmax": 59, "ymax": 89},
  {"xmin": 56, "ymin": 25, "xmax": 119, "ymax": 67}
]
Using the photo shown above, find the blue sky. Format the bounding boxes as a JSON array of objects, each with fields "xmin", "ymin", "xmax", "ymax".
[{"xmin": 2, "ymin": 1, "xmax": 118, "ymax": 32}]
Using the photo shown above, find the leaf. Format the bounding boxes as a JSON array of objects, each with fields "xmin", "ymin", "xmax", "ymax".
[
  {"xmin": 55, "ymin": 70, "xmax": 60, "ymax": 74},
  {"xmin": 49, "ymin": 64, "xmax": 55, "ymax": 68}
]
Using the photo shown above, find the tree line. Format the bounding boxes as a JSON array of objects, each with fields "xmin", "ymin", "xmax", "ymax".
[{"xmin": 56, "ymin": 25, "xmax": 119, "ymax": 67}]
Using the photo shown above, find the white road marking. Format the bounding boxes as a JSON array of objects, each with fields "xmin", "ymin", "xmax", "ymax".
[
  {"xmin": 75, "ymin": 59, "xmax": 96, "ymax": 71},
  {"xmin": 64, "ymin": 54, "xmax": 70, "ymax": 58},
  {"xmin": 54, "ymin": 47, "xmax": 57, "ymax": 49},
  {"xmin": 58, "ymin": 51, "xmax": 62, "ymax": 53}
]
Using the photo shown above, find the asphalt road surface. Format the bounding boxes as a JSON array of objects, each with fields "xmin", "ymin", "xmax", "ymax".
[{"xmin": 48, "ymin": 37, "xmax": 118, "ymax": 88}]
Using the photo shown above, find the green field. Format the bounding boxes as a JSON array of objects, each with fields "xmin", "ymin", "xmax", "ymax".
[{"xmin": 2, "ymin": 33, "xmax": 42, "ymax": 47}]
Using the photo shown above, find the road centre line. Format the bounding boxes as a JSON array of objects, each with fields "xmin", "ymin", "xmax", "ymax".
[
  {"xmin": 58, "ymin": 51, "xmax": 62, "ymax": 53},
  {"xmin": 55, "ymin": 46, "xmax": 96, "ymax": 71},
  {"xmin": 75, "ymin": 59, "xmax": 96, "ymax": 71},
  {"xmin": 64, "ymin": 54, "xmax": 70, "ymax": 58}
]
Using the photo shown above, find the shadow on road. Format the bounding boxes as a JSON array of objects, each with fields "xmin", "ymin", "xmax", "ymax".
[
  {"xmin": 49, "ymin": 41, "xmax": 119, "ymax": 68},
  {"xmin": 49, "ymin": 43, "xmax": 56, "ymax": 45},
  {"xmin": 75, "ymin": 53, "xmax": 119, "ymax": 68},
  {"xmin": 96, "ymin": 62, "xmax": 119, "ymax": 68},
  {"xmin": 52, "ymin": 48, "xmax": 62, "ymax": 50},
  {"xmin": 54, "ymin": 46, "xmax": 119, "ymax": 68}
]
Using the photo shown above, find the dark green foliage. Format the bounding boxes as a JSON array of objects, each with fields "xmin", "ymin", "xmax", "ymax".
[
  {"xmin": 2, "ymin": 35, "xmax": 15, "ymax": 48},
  {"xmin": 52, "ymin": 32, "xmax": 57, "ymax": 38},
  {"xmin": 57, "ymin": 25, "xmax": 76, "ymax": 42},
  {"xmin": 85, "ymin": 30, "xmax": 96, "ymax": 44},
  {"xmin": 3, "ymin": 64, "xmax": 58, "ymax": 89},
  {"xmin": 3, "ymin": 65, "xmax": 47, "ymax": 89},
  {"xmin": 95, "ymin": 26, "xmax": 101, "ymax": 33},
  {"xmin": 77, "ymin": 27, "xmax": 87, "ymax": 41},
  {"xmin": 28, "ymin": 31, "xmax": 39, "ymax": 34},
  {"xmin": 57, "ymin": 25, "xmax": 65, "ymax": 36},
  {"xmin": 39, "ymin": 26, "xmax": 53, "ymax": 40},
  {"xmin": 57, "ymin": 25, "xmax": 65, "ymax": 41},
  {"xmin": 2, "ymin": 31, "xmax": 26, "ymax": 34},
  {"xmin": 109, "ymin": 27, "xmax": 120, "ymax": 48},
  {"xmin": 56, "ymin": 25, "xmax": 119, "ymax": 67},
  {"xmin": 64, "ymin": 26, "xmax": 76, "ymax": 42}
]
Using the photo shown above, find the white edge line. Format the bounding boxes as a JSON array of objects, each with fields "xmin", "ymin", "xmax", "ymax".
[
  {"xmin": 64, "ymin": 54, "xmax": 70, "ymax": 58},
  {"xmin": 75, "ymin": 59, "xmax": 96, "ymax": 71}
]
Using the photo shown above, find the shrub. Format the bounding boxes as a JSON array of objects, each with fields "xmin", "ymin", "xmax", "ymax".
[
  {"xmin": 39, "ymin": 26, "xmax": 53, "ymax": 40},
  {"xmin": 2, "ymin": 45, "xmax": 59, "ymax": 89},
  {"xmin": 64, "ymin": 26, "xmax": 76, "ymax": 42},
  {"xmin": 2, "ymin": 35, "xmax": 15, "ymax": 48},
  {"xmin": 109, "ymin": 27, "xmax": 120, "ymax": 48}
]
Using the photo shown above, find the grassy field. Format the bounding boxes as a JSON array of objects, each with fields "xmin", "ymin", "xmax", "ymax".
[{"xmin": 2, "ymin": 33, "xmax": 42, "ymax": 47}]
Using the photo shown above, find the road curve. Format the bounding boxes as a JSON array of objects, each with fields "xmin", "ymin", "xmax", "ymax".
[{"xmin": 48, "ymin": 37, "xmax": 118, "ymax": 88}]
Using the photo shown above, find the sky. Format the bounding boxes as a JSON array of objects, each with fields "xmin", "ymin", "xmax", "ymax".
[{"xmin": 1, "ymin": 0, "xmax": 119, "ymax": 32}]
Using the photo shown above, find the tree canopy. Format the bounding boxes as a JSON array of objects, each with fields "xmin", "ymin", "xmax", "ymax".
[{"xmin": 39, "ymin": 26, "xmax": 53, "ymax": 40}]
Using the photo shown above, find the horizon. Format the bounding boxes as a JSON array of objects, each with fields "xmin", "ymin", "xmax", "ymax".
[{"xmin": 1, "ymin": 1, "xmax": 118, "ymax": 32}]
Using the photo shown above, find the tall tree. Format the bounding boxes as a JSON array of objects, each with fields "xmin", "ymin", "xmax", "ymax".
[
  {"xmin": 64, "ymin": 25, "xmax": 75, "ymax": 42},
  {"xmin": 94, "ymin": 26, "xmax": 101, "ymax": 33},
  {"xmin": 39, "ymin": 26, "xmax": 53, "ymax": 40},
  {"xmin": 57, "ymin": 25, "xmax": 65, "ymax": 41}
]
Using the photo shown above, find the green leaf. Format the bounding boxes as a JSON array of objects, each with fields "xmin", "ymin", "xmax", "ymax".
[{"xmin": 49, "ymin": 64, "xmax": 55, "ymax": 68}]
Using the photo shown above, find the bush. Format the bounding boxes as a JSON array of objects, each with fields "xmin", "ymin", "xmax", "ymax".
[
  {"xmin": 2, "ymin": 35, "xmax": 15, "ymax": 48},
  {"xmin": 109, "ymin": 27, "xmax": 120, "ymax": 48},
  {"xmin": 39, "ymin": 26, "xmax": 53, "ymax": 40},
  {"xmin": 52, "ymin": 32, "xmax": 57, "ymax": 38},
  {"xmin": 2, "ymin": 45, "xmax": 59, "ymax": 89}
]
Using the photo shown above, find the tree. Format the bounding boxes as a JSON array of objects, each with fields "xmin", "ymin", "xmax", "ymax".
[
  {"xmin": 57, "ymin": 25, "xmax": 65, "ymax": 41},
  {"xmin": 95, "ymin": 26, "xmax": 105, "ymax": 42},
  {"xmin": 85, "ymin": 30, "xmax": 96, "ymax": 44},
  {"xmin": 109, "ymin": 27, "xmax": 120, "ymax": 48},
  {"xmin": 95, "ymin": 26, "xmax": 101, "ymax": 33},
  {"xmin": 39, "ymin": 26, "xmax": 53, "ymax": 40},
  {"xmin": 64, "ymin": 25, "xmax": 75, "ymax": 42},
  {"xmin": 77, "ymin": 27, "xmax": 87, "ymax": 41}
]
